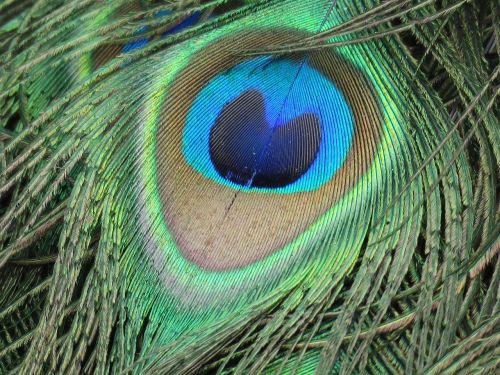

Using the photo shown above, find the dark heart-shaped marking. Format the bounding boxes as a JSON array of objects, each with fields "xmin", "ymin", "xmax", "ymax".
[{"xmin": 209, "ymin": 90, "xmax": 321, "ymax": 188}]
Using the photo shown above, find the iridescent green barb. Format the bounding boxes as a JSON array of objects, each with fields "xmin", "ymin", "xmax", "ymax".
[{"xmin": 0, "ymin": 0, "xmax": 499, "ymax": 374}]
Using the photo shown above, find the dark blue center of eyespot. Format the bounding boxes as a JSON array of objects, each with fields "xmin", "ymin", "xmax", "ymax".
[{"xmin": 209, "ymin": 90, "xmax": 321, "ymax": 188}]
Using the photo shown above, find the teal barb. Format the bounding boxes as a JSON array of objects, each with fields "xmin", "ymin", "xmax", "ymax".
[{"xmin": 0, "ymin": 0, "xmax": 499, "ymax": 374}]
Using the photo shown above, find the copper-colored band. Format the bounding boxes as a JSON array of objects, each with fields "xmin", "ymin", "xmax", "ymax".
[{"xmin": 155, "ymin": 30, "xmax": 381, "ymax": 271}]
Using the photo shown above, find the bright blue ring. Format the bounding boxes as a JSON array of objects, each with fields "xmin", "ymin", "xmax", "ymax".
[{"xmin": 182, "ymin": 56, "xmax": 354, "ymax": 193}]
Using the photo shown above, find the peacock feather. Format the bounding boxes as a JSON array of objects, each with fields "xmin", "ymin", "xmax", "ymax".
[{"xmin": 0, "ymin": 0, "xmax": 498, "ymax": 374}]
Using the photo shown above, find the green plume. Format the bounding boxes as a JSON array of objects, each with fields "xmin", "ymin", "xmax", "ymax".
[{"xmin": 0, "ymin": 0, "xmax": 498, "ymax": 374}]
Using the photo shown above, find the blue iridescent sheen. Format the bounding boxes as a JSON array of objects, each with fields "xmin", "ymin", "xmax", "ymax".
[
  {"xmin": 182, "ymin": 56, "xmax": 355, "ymax": 193},
  {"xmin": 122, "ymin": 10, "xmax": 202, "ymax": 53},
  {"xmin": 123, "ymin": 26, "xmax": 149, "ymax": 53},
  {"xmin": 160, "ymin": 10, "xmax": 201, "ymax": 35}
]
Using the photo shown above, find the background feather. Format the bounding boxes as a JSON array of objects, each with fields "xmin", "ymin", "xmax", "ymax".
[{"xmin": 0, "ymin": 0, "xmax": 499, "ymax": 374}]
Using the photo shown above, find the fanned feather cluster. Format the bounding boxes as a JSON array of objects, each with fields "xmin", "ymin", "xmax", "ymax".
[{"xmin": 0, "ymin": 0, "xmax": 498, "ymax": 374}]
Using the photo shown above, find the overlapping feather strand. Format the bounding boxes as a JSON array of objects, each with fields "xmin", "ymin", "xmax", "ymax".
[{"xmin": 0, "ymin": 0, "xmax": 498, "ymax": 374}]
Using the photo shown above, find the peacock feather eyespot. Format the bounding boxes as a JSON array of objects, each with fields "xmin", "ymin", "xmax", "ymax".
[{"xmin": 138, "ymin": 27, "xmax": 383, "ymax": 276}]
